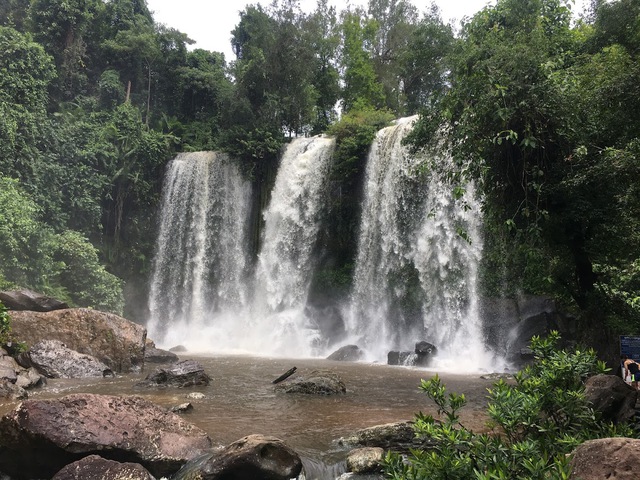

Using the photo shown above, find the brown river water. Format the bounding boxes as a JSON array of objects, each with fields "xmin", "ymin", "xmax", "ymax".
[{"xmin": 0, "ymin": 355, "xmax": 498, "ymax": 479}]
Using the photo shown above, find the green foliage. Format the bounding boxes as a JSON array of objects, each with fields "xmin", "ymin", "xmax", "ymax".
[
  {"xmin": 0, "ymin": 177, "xmax": 124, "ymax": 315},
  {"xmin": 384, "ymin": 332, "xmax": 632, "ymax": 480},
  {"xmin": 0, "ymin": 302, "xmax": 11, "ymax": 346}
]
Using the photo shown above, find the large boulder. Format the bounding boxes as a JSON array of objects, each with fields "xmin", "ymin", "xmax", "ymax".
[
  {"xmin": 136, "ymin": 359, "xmax": 210, "ymax": 388},
  {"xmin": 414, "ymin": 341, "xmax": 437, "ymax": 367},
  {"xmin": 9, "ymin": 308, "xmax": 146, "ymax": 373},
  {"xmin": 584, "ymin": 374, "xmax": 638, "ymax": 424},
  {"xmin": 0, "ymin": 393, "xmax": 212, "ymax": 479},
  {"xmin": 17, "ymin": 339, "xmax": 113, "ymax": 378},
  {"xmin": 51, "ymin": 455, "xmax": 155, "ymax": 480},
  {"xmin": 569, "ymin": 437, "xmax": 640, "ymax": 480},
  {"xmin": 274, "ymin": 370, "xmax": 346, "ymax": 395},
  {"xmin": 0, "ymin": 289, "xmax": 68, "ymax": 312},
  {"xmin": 172, "ymin": 434, "xmax": 302, "ymax": 480},
  {"xmin": 327, "ymin": 345, "xmax": 364, "ymax": 362}
]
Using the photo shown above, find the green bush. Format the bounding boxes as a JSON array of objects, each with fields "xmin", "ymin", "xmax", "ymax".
[{"xmin": 383, "ymin": 332, "xmax": 634, "ymax": 480}]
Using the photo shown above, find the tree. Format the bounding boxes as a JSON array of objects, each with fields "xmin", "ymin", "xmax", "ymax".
[{"xmin": 340, "ymin": 9, "xmax": 385, "ymax": 112}]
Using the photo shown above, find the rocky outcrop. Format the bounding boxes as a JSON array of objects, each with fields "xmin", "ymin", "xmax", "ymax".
[
  {"xmin": 584, "ymin": 374, "xmax": 638, "ymax": 424},
  {"xmin": 274, "ymin": 370, "xmax": 346, "ymax": 395},
  {"xmin": 1, "ymin": 347, "xmax": 46, "ymax": 400},
  {"xmin": 346, "ymin": 447, "xmax": 384, "ymax": 474},
  {"xmin": 17, "ymin": 339, "xmax": 113, "ymax": 378},
  {"xmin": 9, "ymin": 308, "xmax": 146, "ymax": 373},
  {"xmin": 136, "ymin": 359, "xmax": 210, "ymax": 388},
  {"xmin": 0, "ymin": 289, "xmax": 68, "ymax": 312},
  {"xmin": 569, "ymin": 437, "xmax": 640, "ymax": 480},
  {"xmin": 387, "ymin": 351, "xmax": 415, "ymax": 366},
  {"xmin": 327, "ymin": 345, "xmax": 364, "ymax": 362},
  {"xmin": 51, "ymin": 455, "xmax": 155, "ymax": 480},
  {"xmin": 172, "ymin": 435, "xmax": 302, "ymax": 480},
  {"xmin": 0, "ymin": 393, "xmax": 212, "ymax": 479},
  {"xmin": 338, "ymin": 421, "xmax": 429, "ymax": 452}
]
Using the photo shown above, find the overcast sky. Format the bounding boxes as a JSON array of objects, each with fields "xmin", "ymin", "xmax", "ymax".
[{"xmin": 146, "ymin": 0, "xmax": 495, "ymax": 60}]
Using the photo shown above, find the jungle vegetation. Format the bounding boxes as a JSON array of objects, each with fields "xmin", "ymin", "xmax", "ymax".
[{"xmin": 0, "ymin": 0, "xmax": 638, "ymax": 348}]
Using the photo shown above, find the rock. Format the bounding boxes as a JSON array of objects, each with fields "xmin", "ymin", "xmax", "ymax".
[
  {"xmin": 387, "ymin": 351, "xmax": 415, "ymax": 366},
  {"xmin": 187, "ymin": 392, "xmax": 206, "ymax": 400},
  {"xmin": 145, "ymin": 346, "xmax": 179, "ymax": 364},
  {"xmin": 51, "ymin": 455, "xmax": 155, "ymax": 480},
  {"xmin": 9, "ymin": 308, "xmax": 146, "ymax": 373},
  {"xmin": 414, "ymin": 341, "xmax": 437, "ymax": 367},
  {"xmin": 169, "ymin": 345, "xmax": 188, "ymax": 353},
  {"xmin": 338, "ymin": 421, "xmax": 429, "ymax": 453},
  {"xmin": 0, "ymin": 393, "xmax": 212, "ymax": 479},
  {"xmin": 0, "ymin": 350, "xmax": 46, "ymax": 398},
  {"xmin": 17, "ymin": 339, "xmax": 112, "ymax": 378},
  {"xmin": 172, "ymin": 434, "xmax": 302, "ymax": 480},
  {"xmin": 0, "ymin": 289, "xmax": 68, "ymax": 312},
  {"xmin": 337, "ymin": 474, "xmax": 384, "ymax": 480},
  {"xmin": 274, "ymin": 370, "xmax": 346, "ymax": 395},
  {"xmin": 171, "ymin": 402, "xmax": 194, "ymax": 414},
  {"xmin": 584, "ymin": 374, "xmax": 638, "ymax": 424},
  {"xmin": 346, "ymin": 447, "xmax": 384, "ymax": 474},
  {"xmin": 327, "ymin": 345, "xmax": 364, "ymax": 362},
  {"xmin": 569, "ymin": 437, "xmax": 640, "ymax": 480},
  {"xmin": 137, "ymin": 359, "xmax": 210, "ymax": 388}
]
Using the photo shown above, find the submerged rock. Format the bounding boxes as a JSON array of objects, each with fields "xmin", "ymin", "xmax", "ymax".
[
  {"xmin": 0, "ymin": 393, "xmax": 212, "ymax": 479},
  {"xmin": 137, "ymin": 359, "xmax": 210, "ymax": 388},
  {"xmin": 327, "ymin": 345, "xmax": 364, "ymax": 362},
  {"xmin": 18, "ymin": 339, "xmax": 112, "ymax": 378},
  {"xmin": 274, "ymin": 370, "xmax": 346, "ymax": 395},
  {"xmin": 172, "ymin": 434, "xmax": 302, "ymax": 480},
  {"xmin": 338, "ymin": 421, "xmax": 430, "ymax": 453}
]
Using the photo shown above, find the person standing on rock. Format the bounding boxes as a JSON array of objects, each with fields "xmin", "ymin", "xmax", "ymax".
[{"xmin": 621, "ymin": 355, "xmax": 640, "ymax": 390}]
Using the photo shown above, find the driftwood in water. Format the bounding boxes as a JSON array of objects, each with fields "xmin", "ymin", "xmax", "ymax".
[{"xmin": 272, "ymin": 366, "xmax": 297, "ymax": 384}]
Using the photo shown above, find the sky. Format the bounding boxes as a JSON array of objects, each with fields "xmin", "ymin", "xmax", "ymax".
[{"xmin": 146, "ymin": 0, "xmax": 496, "ymax": 61}]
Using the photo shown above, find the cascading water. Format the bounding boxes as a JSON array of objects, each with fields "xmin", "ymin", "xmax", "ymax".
[
  {"xmin": 251, "ymin": 135, "xmax": 336, "ymax": 355},
  {"xmin": 147, "ymin": 137, "xmax": 335, "ymax": 357},
  {"xmin": 345, "ymin": 117, "xmax": 495, "ymax": 369},
  {"xmin": 146, "ymin": 152, "xmax": 252, "ymax": 347}
]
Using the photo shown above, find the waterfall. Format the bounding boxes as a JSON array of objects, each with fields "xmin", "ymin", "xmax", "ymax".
[
  {"xmin": 146, "ymin": 152, "xmax": 252, "ymax": 346},
  {"xmin": 346, "ymin": 117, "xmax": 494, "ymax": 369},
  {"xmin": 251, "ymin": 135, "xmax": 336, "ymax": 355},
  {"xmin": 147, "ymin": 138, "xmax": 335, "ymax": 357}
]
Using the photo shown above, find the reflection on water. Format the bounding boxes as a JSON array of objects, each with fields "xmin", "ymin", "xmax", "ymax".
[{"xmin": 0, "ymin": 356, "xmax": 493, "ymax": 479}]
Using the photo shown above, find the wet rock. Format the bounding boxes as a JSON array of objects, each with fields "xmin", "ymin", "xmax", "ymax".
[
  {"xmin": 172, "ymin": 434, "xmax": 302, "ymax": 480},
  {"xmin": 51, "ymin": 455, "xmax": 155, "ymax": 480},
  {"xmin": 187, "ymin": 392, "xmax": 206, "ymax": 400},
  {"xmin": 169, "ymin": 345, "xmax": 188, "ymax": 353},
  {"xmin": 0, "ymin": 289, "xmax": 68, "ymax": 312},
  {"xmin": 137, "ymin": 359, "xmax": 210, "ymax": 388},
  {"xmin": 327, "ymin": 345, "xmax": 364, "ymax": 362},
  {"xmin": 145, "ymin": 346, "xmax": 179, "ymax": 364},
  {"xmin": 17, "ymin": 339, "xmax": 112, "ymax": 378},
  {"xmin": 346, "ymin": 447, "xmax": 384, "ymax": 474},
  {"xmin": 584, "ymin": 374, "xmax": 637, "ymax": 424},
  {"xmin": 1, "ymin": 349, "xmax": 45, "ymax": 399},
  {"xmin": 387, "ymin": 351, "xmax": 415, "ymax": 366},
  {"xmin": 338, "ymin": 421, "xmax": 430, "ymax": 453},
  {"xmin": 9, "ymin": 308, "xmax": 146, "ymax": 373},
  {"xmin": 414, "ymin": 341, "xmax": 437, "ymax": 367},
  {"xmin": 274, "ymin": 370, "xmax": 346, "ymax": 395},
  {"xmin": 0, "ymin": 379, "xmax": 27, "ymax": 400},
  {"xmin": 171, "ymin": 402, "xmax": 194, "ymax": 414},
  {"xmin": 569, "ymin": 437, "xmax": 640, "ymax": 480},
  {"xmin": 0, "ymin": 393, "xmax": 212, "ymax": 479}
]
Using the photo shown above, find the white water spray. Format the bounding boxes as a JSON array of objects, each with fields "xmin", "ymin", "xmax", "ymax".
[{"xmin": 346, "ymin": 117, "xmax": 495, "ymax": 369}]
